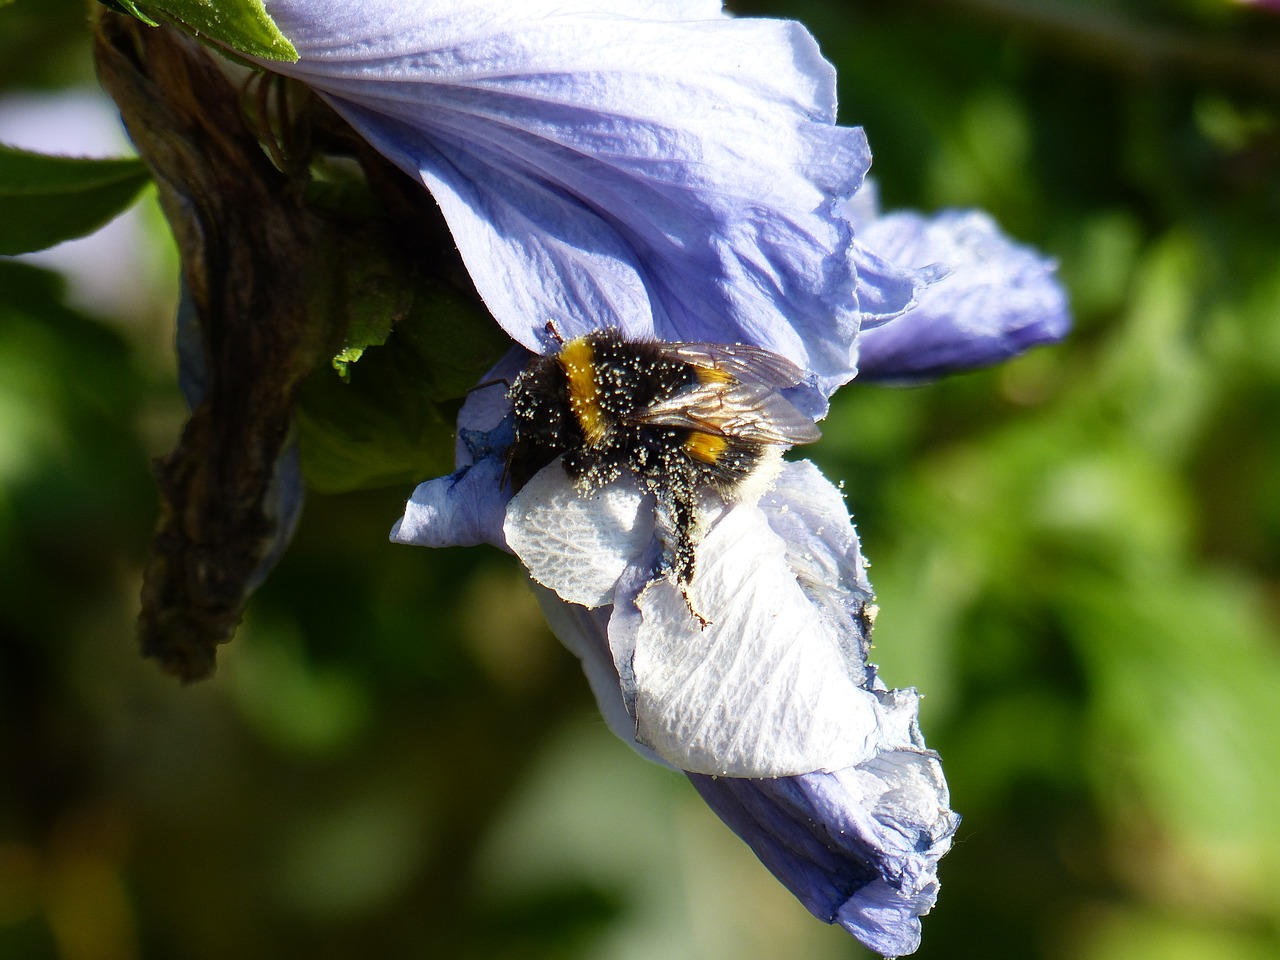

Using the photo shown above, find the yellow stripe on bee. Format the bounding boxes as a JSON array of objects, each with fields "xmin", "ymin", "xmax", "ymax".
[
  {"xmin": 684, "ymin": 431, "xmax": 729, "ymax": 464},
  {"xmin": 559, "ymin": 337, "xmax": 608, "ymax": 445}
]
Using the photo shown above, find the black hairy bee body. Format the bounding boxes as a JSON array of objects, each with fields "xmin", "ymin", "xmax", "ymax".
[{"xmin": 505, "ymin": 329, "xmax": 820, "ymax": 589}]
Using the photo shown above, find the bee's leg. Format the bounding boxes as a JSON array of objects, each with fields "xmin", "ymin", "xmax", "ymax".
[
  {"xmin": 541, "ymin": 318, "xmax": 566, "ymax": 347},
  {"xmin": 656, "ymin": 484, "xmax": 711, "ymax": 629},
  {"xmin": 649, "ymin": 480, "xmax": 695, "ymax": 581},
  {"xmin": 671, "ymin": 490, "xmax": 697, "ymax": 584},
  {"xmin": 682, "ymin": 588, "xmax": 711, "ymax": 631}
]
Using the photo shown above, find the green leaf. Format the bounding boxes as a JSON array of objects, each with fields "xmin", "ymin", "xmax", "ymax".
[
  {"xmin": 298, "ymin": 281, "xmax": 508, "ymax": 494},
  {"xmin": 98, "ymin": 1, "xmax": 160, "ymax": 26},
  {"xmin": 0, "ymin": 145, "xmax": 151, "ymax": 255},
  {"xmin": 131, "ymin": 0, "xmax": 298, "ymax": 62},
  {"xmin": 329, "ymin": 281, "xmax": 402, "ymax": 381},
  {"xmin": 296, "ymin": 359, "xmax": 458, "ymax": 495}
]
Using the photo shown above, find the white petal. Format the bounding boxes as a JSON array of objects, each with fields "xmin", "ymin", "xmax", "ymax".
[
  {"xmin": 628, "ymin": 502, "xmax": 882, "ymax": 777},
  {"xmin": 503, "ymin": 462, "xmax": 654, "ymax": 608},
  {"xmin": 531, "ymin": 583, "xmax": 674, "ymax": 770}
]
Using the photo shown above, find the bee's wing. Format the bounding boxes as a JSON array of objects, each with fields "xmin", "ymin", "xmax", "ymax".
[
  {"xmin": 638, "ymin": 380, "xmax": 821, "ymax": 446},
  {"xmin": 665, "ymin": 342, "xmax": 810, "ymax": 389}
]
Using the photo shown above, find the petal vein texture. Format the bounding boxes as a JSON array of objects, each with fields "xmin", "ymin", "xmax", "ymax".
[{"xmin": 261, "ymin": 0, "xmax": 868, "ymax": 386}]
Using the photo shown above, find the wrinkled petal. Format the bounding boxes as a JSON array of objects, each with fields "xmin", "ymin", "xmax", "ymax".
[
  {"xmin": 505, "ymin": 458, "xmax": 893, "ymax": 777},
  {"xmin": 503, "ymin": 462, "xmax": 655, "ymax": 608},
  {"xmin": 855, "ymin": 210, "xmax": 1070, "ymax": 381},
  {"xmin": 844, "ymin": 180, "xmax": 946, "ymax": 343},
  {"xmin": 394, "ymin": 376, "xmax": 961, "ymax": 950},
  {"xmin": 391, "ymin": 350, "xmax": 527, "ymax": 552},
  {"xmin": 176, "ymin": 284, "xmax": 303, "ymax": 591},
  {"xmin": 260, "ymin": 0, "xmax": 867, "ymax": 388},
  {"xmin": 758, "ymin": 458, "xmax": 877, "ymax": 686},
  {"xmin": 451, "ymin": 352, "xmax": 525, "ymax": 466},
  {"xmin": 532, "ymin": 539, "xmax": 957, "ymax": 956},
  {"xmin": 249, "ymin": 437, "xmax": 305, "ymax": 592},
  {"xmin": 623, "ymin": 501, "xmax": 882, "ymax": 776},
  {"xmin": 850, "ymin": 238, "xmax": 943, "ymax": 327},
  {"xmin": 689, "ymin": 693, "xmax": 959, "ymax": 958},
  {"xmin": 531, "ymin": 582, "xmax": 673, "ymax": 770}
]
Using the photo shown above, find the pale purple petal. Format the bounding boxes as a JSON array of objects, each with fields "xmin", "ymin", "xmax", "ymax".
[
  {"xmin": 451, "ymin": 348, "xmax": 527, "ymax": 465},
  {"xmin": 391, "ymin": 351, "xmax": 525, "ymax": 553},
  {"xmin": 560, "ymin": 589, "xmax": 959, "ymax": 956},
  {"xmin": 259, "ymin": 0, "xmax": 867, "ymax": 387},
  {"xmin": 850, "ymin": 239, "xmax": 943, "ymax": 327},
  {"xmin": 390, "ymin": 456, "xmax": 509, "ymax": 550},
  {"xmin": 844, "ymin": 179, "xmax": 945, "ymax": 334},
  {"xmin": 689, "ymin": 696, "xmax": 958, "ymax": 958},
  {"xmin": 855, "ymin": 210, "xmax": 1070, "ymax": 381}
]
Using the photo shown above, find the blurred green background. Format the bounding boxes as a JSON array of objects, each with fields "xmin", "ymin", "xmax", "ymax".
[{"xmin": 3, "ymin": 0, "xmax": 1280, "ymax": 958}]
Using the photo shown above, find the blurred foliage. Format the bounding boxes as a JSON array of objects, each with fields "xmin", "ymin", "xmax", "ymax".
[
  {"xmin": 0, "ymin": 147, "xmax": 148, "ymax": 256},
  {"xmin": 1, "ymin": 1, "xmax": 1279, "ymax": 959}
]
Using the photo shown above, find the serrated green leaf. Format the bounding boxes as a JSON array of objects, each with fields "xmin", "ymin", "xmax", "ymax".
[
  {"xmin": 331, "ymin": 346, "xmax": 367, "ymax": 379},
  {"xmin": 0, "ymin": 145, "xmax": 151, "ymax": 255},
  {"xmin": 383, "ymin": 283, "xmax": 511, "ymax": 402},
  {"xmin": 133, "ymin": 0, "xmax": 297, "ymax": 62},
  {"xmin": 329, "ymin": 277, "xmax": 506, "ymax": 397}
]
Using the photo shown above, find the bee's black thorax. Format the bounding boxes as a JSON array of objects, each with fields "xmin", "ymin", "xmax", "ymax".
[{"xmin": 586, "ymin": 332, "xmax": 700, "ymax": 426}]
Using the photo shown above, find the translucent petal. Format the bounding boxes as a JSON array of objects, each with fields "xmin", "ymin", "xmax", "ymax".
[
  {"xmin": 505, "ymin": 458, "xmax": 893, "ymax": 777},
  {"xmin": 501, "ymin": 454, "xmax": 958, "ymax": 952},
  {"xmin": 389, "ymin": 351, "xmax": 522, "ymax": 553},
  {"xmin": 531, "ymin": 583, "xmax": 673, "ymax": 770},
  {"xmin": 690, "ymin": 710, "xmax": 958, "ymax": 958},
  {"xmin": 849, "ymin": 238, "xmax": 941, "ymax": 328},
  {"xmin": 759, "ymin": 458, "xmax": 876, "ymax": 685},
  {"xmin": 503, "ymin": 462, "xmax": 655, "ymax": 608}
]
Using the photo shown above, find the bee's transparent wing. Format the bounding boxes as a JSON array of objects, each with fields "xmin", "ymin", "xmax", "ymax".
[
  {"xmin": 666, "ymin": 342, "xmax": 810, "ymax": 389},
  {"xmin": 638, "ymin": 381, "xmax": 821, "ymax": 445},
  {"xmin": 637, "ymin": 342, "xmax": 820, "ymax": 445}
]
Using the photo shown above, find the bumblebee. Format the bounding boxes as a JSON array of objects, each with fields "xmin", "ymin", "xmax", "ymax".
[{"xmin": 504, "ymin": 328, "xmax": 820, "ymax": 589}]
